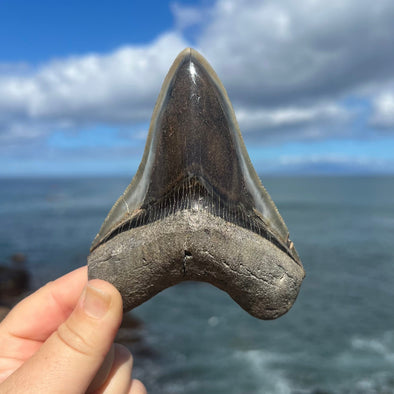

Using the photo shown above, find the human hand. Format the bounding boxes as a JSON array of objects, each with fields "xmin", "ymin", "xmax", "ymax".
[{"xmin": 0, "ymin": 266, "xmax": 146, "ymax": 393}]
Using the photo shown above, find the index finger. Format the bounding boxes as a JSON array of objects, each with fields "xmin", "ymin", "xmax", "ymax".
[{"xmin": 1, "ymin": 266, "xmax": 87, "ymax": 341}]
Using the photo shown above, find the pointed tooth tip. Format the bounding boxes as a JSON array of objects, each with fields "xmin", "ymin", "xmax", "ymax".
[
  {"xmin": 176, "ymin": 47, "xmax": 199, "ymax": 60},
  {"xmin": 178, "ymin": 47, "xmax": 192, "ymax": 56},
  {"xmin": 172, "ymin": 48, "xmax": 213, "ymax": 74},
  {"xmin": 172, "ymin": 47, "xmax": 192, "ymax": 66},
  {"xmin": 167, "ymin": 48, "xmax": 225, "ymax": 103}
]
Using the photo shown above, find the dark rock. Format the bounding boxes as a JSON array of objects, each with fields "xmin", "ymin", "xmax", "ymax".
[{"xmin": 0, "ymin": 253, "xmax": 30, "ymax": 305}]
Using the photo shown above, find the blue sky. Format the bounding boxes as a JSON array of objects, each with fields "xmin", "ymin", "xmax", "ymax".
[{"xmin": 1, "ymin": 0, "xmax": 394, "ymax": 176}]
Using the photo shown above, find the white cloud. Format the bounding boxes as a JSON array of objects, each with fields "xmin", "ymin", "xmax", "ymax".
[
  {"xmin": 371, "ymin": 92, "xmax": 394, "ymax": 128},
  {"xmin": 0, "ymin": 32, "xmax": 188, "ymax": 142},
  {"xmin": 171, "ymin": 3, "xmax": 206, "ymax": 30},
  {"xmin": 195, "ymin": 0, "xmax": 394, "ymax": 106},
  {"xmin": 274, "ymin": 154, "xmax": 391, "ymax": 174},
  {"xmin": 279, "ymin": 154, "xmax": 365, "ymax": 166},
  {"xmin": 2, "ymin": 0, "xmax": 394, "ymax": 149},
  {"xmin": 235, "ymin": 103, "xmax": 348, "ymax": 132}
]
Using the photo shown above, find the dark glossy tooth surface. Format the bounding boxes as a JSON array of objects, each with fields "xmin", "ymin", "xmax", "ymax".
[{"xmin": 88, "ymin": 48, "xmax": 305, "ymax": 320}]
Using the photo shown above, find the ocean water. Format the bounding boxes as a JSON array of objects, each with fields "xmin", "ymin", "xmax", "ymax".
[{"xmin": 1, "ymin": 176, "xmax": 394, "ymax": 393}]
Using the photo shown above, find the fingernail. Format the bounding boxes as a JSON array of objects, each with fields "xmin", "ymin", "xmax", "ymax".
[{"xmin": 82, "ymin": 283, "xmax": 111, "ymax": 319}]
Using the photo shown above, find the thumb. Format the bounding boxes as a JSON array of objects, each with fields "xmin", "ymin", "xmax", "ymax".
[{"xmin": 6, "ymin": 280, "xmax": 123, "ymax": 394}]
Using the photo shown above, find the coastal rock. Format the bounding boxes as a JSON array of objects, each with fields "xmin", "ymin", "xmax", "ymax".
[{"xmin": 0, "ymin": 253, "xmax": 30, "ymax": 301}]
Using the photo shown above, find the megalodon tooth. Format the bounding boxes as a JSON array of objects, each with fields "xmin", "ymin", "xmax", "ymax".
[{"xmin": 88, "ymin": 48, "xmax": 305, "ymax": 320}]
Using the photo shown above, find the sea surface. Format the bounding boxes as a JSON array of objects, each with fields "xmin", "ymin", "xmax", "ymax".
[{"xmin": 1, "ymin": 176, "xmax": 394, "ymax": 393}]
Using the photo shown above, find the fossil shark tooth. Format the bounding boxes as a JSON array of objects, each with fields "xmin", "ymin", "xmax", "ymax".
[{"xmin": 88, "ymin": 48, "xmax": 305, "ymax": 320}]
